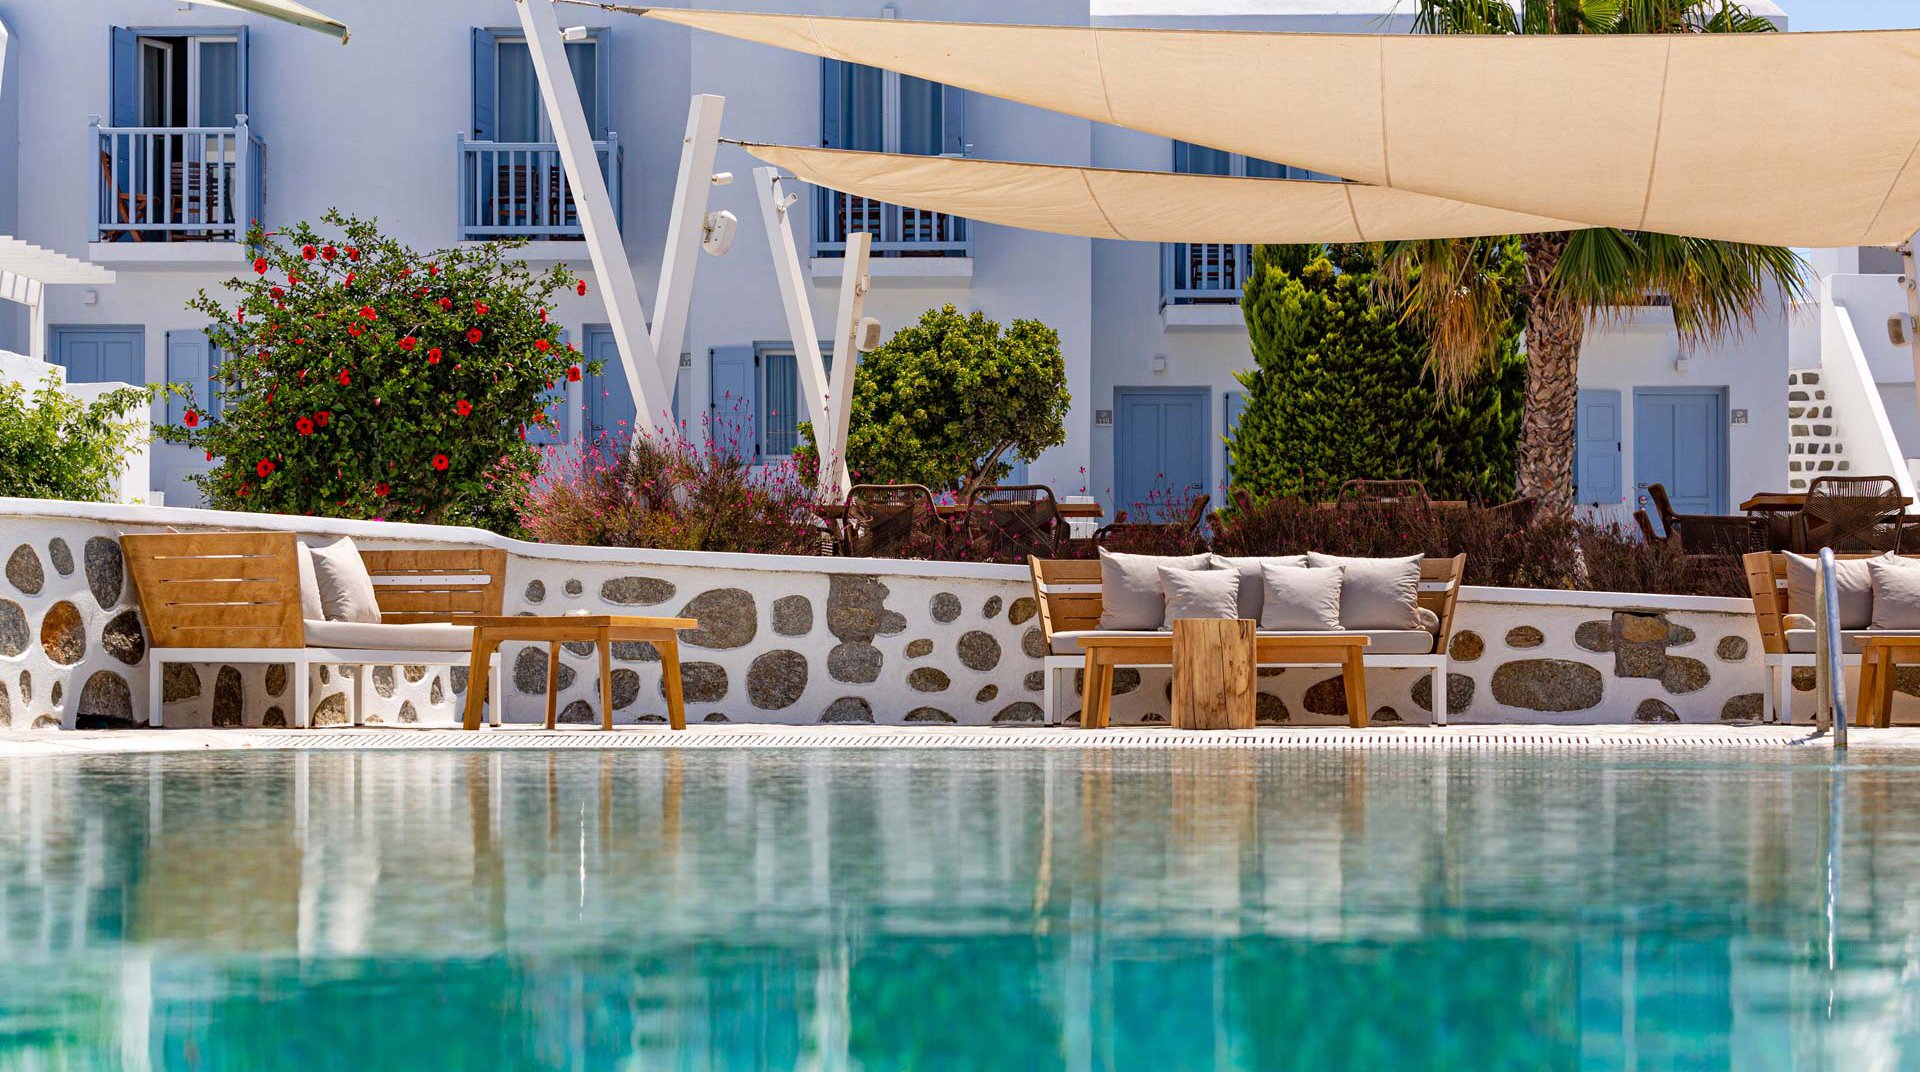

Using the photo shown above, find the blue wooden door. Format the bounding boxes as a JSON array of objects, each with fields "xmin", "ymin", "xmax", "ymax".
[
  {"xmin": 582, "ymin": 326, "xmax": 635, "ymax": 447},
  {"xmin": 1114, "ymin": 388, "xmax": 1209, "ymax": 521},
  {"xmin": 1634, "ymin": 388, "xmax": 1727, "ymax": 516},
  {"xmin": 51, "ymin": 327, "xmax": 144, "ymax": 384},
  {"xmin": 1574, "ymin": 389, "xmax": 1623, "ymax": 508},
  {"xmin": 709, "ymin": 346, "xmax": 757, "ymax": 461}
]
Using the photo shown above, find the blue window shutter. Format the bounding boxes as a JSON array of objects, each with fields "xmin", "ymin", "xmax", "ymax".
[
  {"xmin": 471, "ymin": 28, "xmax": 497, "ymax": 140},
  {"xmin": 1172, "ymin": 139, "xmax": 1190, "ymax": 174},
  {"xmin": 593, "ymin": 29, "xmax": 611, "ymax": 140},
  {"xmin": 583, "ymin": 326, "xmax": 637, "ymax": 446},
  {"xmin": 761, "ymin": 349, "xmax": 801, "ymax": 459},
  {"xmin": 234, "ymin": 27, "xmax": 250, "ymax": 116},
  {"xmin": 1575, "ymin": 388, "xmax": 1623, "ymax": 507},
  {"xmin": 110, "ymin": 28, "xmax": 138, "ymax": 127},
  {"xmin": 1222, "ymin": 390, "xmax": 1248, "ymax": 491},
  {"xmin": 820, "ymin": 58, "xmax": 844, "ymax": 148},
  {"xmin": 941, "ymin": 84, "xmax": 965, "ymax": 155},
  {"xmin": 165, "ymin": 330, "xmax": 211, "ymax": 426},
  {"xmin": 709, "ymin": 346, "xmax": 757, "ymax": 461}
]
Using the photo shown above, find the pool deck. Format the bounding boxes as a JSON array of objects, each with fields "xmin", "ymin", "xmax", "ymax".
[{"xmin": 4, "ymin": 723, "xmax": 1920, "ymax": 757}]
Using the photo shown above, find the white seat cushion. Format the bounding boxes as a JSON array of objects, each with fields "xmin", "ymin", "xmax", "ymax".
[
  {"xmin": 1050, "ymin": 629, "xmax": 1436, "ymax": 657},
  {"xmin": 303, "ymin": 619, "xmax": 475, "ymax": 652},
  {"xmin": 1785, "ymin": 629, "xmax": 1920, "ymax": 654}
]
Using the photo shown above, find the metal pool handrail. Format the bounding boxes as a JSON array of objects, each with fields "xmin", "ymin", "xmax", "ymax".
[{"xmin": 1814, "ymin": 547, "xmax": 1850, "ymax": 748}]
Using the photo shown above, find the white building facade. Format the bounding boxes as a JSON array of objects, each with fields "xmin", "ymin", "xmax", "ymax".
[{"xmin": 0, "ymin": 0, "xmax": 1798, "ymax": 518}]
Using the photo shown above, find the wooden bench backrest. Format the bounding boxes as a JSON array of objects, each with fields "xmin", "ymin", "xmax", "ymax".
[
  {"xmin": 361, "ymin": 547, "xmax": 507, "ymax": 625},
  {"xmin": 123, "ymin": 531, "xmax": 305, "ymax": 650},
  {"xmin": 1028, "ymin": 553, "xmax": 1469, "ymax": 651},
  {"xmin": 1742, "ymin": 550, "xmax": 1913, "ymax": 655}
]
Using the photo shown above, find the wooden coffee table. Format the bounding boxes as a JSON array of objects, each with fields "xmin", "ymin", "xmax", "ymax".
[
  {"xmin": 1077, "ymin": 632, "xmax": 1372, "ymax": 729},
  {"xmin": 1856, "ymin": 636, "xmax": 1920, "ymax": 727},
  {"xmin": 460, "ymin": 615, "xmax": 699, "ymax": 731}
]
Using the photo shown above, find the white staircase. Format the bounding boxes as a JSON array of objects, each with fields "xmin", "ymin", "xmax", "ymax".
[{"xmin": 1786, "ymin": 369, "xmax": 1850, "ymax": 491}]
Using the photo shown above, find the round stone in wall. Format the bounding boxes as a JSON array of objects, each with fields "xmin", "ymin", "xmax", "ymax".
[
  {"xmin": 746, "ymin": 650, "xmax": 808, "ymax": 710},
  {"xmin": 828, "ymin": 576, "xmax": 906, "ymax": 641},
  {"xmin": 85, "ymin": 537, "xmax": 124, "ymax": 608},
  {"xmin": 1792, "ymin": 667, "xmax": 1815, "ymax": 692},
  {"xmin": 0, "ymin": 681, "xmax": 11, "ymax": 727},
  {"xmin": 1573, "ymin": 621, "xmax": 1613, "ymax": 654},
  {"xmin": 1373, "ymin": 706, "xmax": 1403, "ymax": 723},
  {"xmin": 398, "ymin": 701, "xmax": 420, "ymax": 724},
  {"xmin": 16, "ymin": 670, "xmax": 27, "ymax": 705},
  {"xmin": 1504, "ymin": 626, "xmax": 1545, "ymax": 649},
  {"xmin": 993, "ymin": 702, "xmax": 1043, "ymax": 724},
  {"xmin": 665, "ymin": 662, "xmax": 728, "ymax": 704},
  {"xmin": 957, "ymin": 631, "xmax": 1001, "ymax": 672},
  {"xmin": 39, "ymin": 602, "xmax": 85, "ymax": 665},
  {"xmin": 450, "ymin": 666, "xmax": 469, "ymax": 693},
  {"xmin": 49, "ymin": 681, "xmax": 60, "ymax": 708},
  {"xmin": 982, "ymin": 596, "xmax": 1003, "ymax": 620},
  {"xmin": 1490, "ymin": 659, "xmax": 1604, "ymax": 712},
  {"xmin": 403, "ymin": 665, "xmax": 427, "ymax": 683},
  {"xmin": 558, "ymin": 699, "xmax": 596, "ymax": 724},
  {"xmin": 613, "ymin": 642, "xmax": 659, "ymax": 662},
  {"xmin": 1256, "ymin": 693, "xmax": 1290, "ymax": 724},
  {"xmin": 678, "ymin": 589, "xmax": 757, "ymax": 649},
  {"xmin": 905, "ymin": 638, "xmax": 934, "ymax": 659},
  {"xmin": 265, "ymin": 663, "xmax": 287, "ymax": 698},
  {"xmin": 370, "ymin": 666, "xmax": 396, "ymax": 698},
  {"xmin": 101, "ymin": 610, "xmax": 146, "ymax": 666},
  {"xmin": 1302, "ymin": 675, "xmax": 1353, "ymax": 717},
  {"xmin": 1667, "ymin": 623, "xmax": 1697, "ymax": 646},
  {"xmin": 47, "ymin": 538, "xmax": 73, "ymax": 577},
  {"xmin": 0, "ymin": 600, "xmax": 26, "ymax": 657},
  {"xmin": 908, "ymin": 667, "xmax": 950, "ymax": 692},
  {"xmin": 6, "ymin": 544, "xmax": 43, "ymax": 596},
  {"xmin": 772, "ymin": 595, "xmax": 814, "ymax": 637},
  {"xmin": 906, "ymin": 707, "xmax": 956, "ymax": 723},
  {"xmin": 430, "ymin": 676, "xmax": 445, "ymax": 706},
  {"xmin": 821, "ymin": 696, "xmax": 874, "ymax": 723},
  {"xmin": 31, "ymin": 714, "xmax": 59, "ymax": 730},
  {"xmin": 976, "ymin": 684, "xmax": 998, "ymax": 703},
  {"xmin": 1715, "ymin": 636, "xmax": 1749, "ymax": 662},
  {"xmin": 525, "ymin": 580, "xmax": 546, "ymax": 604},
  {"xmin": 611, "ymin": 668, "xmax": 640, "ymax": 709},
  {"xmin": 1660, "ymin": 657, "xmax": 1710, "ymax": 695},
  {"xmin": 212, "ymin": 666, "xmax": 243, "ymax": 727},
  {"xmin": 1008, "ymin": 598, "xmax": 1037, "ymax": 626},
  {"xmin": 1449, "ymin": 631, "xmax": 1485, "ymax": 662},
  {"xmin": 1634, "ymin": 698, "xmax": 1680, "ymax": 723},
  {"xmin": 930, "ymin": 592, "xmax": 961, "ymax": 624},
  {"xmin": 564, "ymin": 579, "xmax": 583, "ymax": 597},
  {"xmin": 827, "ymin": 641, "xmax": 882, "ymax": 684},
  {"xmin": 515, "ymin": 646, "xmax": 574, "ymax": 694},
  {"xmin": 163, "ymin": 664, "xmax": 200, "ymax": 703},
  {"xmin": 76, "ymin": 670, "xmax": 134, "ymax": 728},
  {"xmin": 1025, "ymin": 671, "xmax": 1044, "ymax": 692},
  {"xmin": 1410, "ymin": 672, "xmax": 1476, "ymax": 717},
  {"xmin": 1021, "ymin": 628, "xmax": 1045, "ymax": 660},
  {"xmin": 602, "ymin": 576, "xmax": 677, "ymax": 606},
  {"xmin": 704, "ymin": 712, "xmax": 730, "ymax": 723},
  {"xmin": 1721, "ymin": 693, "xmax": 1764, "ymax": 722},
  {"xmin": 262, "ymin": 707, "xmax": 286, "ymax": 728}
]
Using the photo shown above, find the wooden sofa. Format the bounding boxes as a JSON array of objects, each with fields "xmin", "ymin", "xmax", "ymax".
[
  {"xmin": 1027, "ymin": 554, "xmax": 1467, "ymax": 727},
  {"xmin": 1741, "ymin": 550, "xmax": 1920, "ymax": 723},
  {"xmin": 124, "ymin": 532, "xmax": 508, "ymax": 728}
]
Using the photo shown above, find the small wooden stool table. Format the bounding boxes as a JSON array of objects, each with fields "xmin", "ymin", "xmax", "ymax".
[
  {"xmin": 1856, "ymin": 636, "xmax": 1920, "ymax": 727},
  {"xmin": 1078, "ymin": 631, "xmax": 1372, "ymax": 729},
  {"xmin": 460, "ymin": 615, "xmax": 699, "ymax": 731},
  {"xmin": 1171, "ymin": 619, "xmax": 1257, "ymax": 729}
]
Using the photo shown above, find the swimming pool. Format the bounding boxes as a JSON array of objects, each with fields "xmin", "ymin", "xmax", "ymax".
[{"xmin": 0, "ymin": 746, "xmax": 1913, "ymax": 1069}]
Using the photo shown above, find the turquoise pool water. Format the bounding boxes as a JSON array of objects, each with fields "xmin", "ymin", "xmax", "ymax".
[{"xmin": 0, "ymin": 747, "xmax": 1916, "ymax": 1069}]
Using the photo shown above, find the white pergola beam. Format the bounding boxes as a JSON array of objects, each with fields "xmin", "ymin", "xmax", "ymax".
[
  {"xmin": 823, "ymin": 233, "xmax": 870, "ymax": 500},
  {"xmin": 514, "ymin": 0, "xmax": 672, "ymax": 432},
  {"xmin": 755, "ymin": 167, "xmax": 838, "ymax": 496},
  {"xmin": 651, "ymin": 94, "xmax": 725, "ymax": 394}
]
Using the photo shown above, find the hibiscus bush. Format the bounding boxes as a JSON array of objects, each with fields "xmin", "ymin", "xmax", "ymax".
[{"xmin": 158, "ymin": 210, "xmax": 596, "ymax": 530}]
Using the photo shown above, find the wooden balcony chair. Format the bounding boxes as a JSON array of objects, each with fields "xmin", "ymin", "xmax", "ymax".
[
  {"xmin": 965, "ymin": 484, "xmax": 1065, "ymax": 561},
  {"xmin": 1337, "ymin": 479, "xmax": 1430, "ymax": 505},
  {"xmin": 1791, "ymin": 475, "xmax": 1907, "ymax": 553},
  {"xmin": 1646, "ymin": 483, "xmax": 1769, "ymax": 555},
  {"xmin": 1090, "ymin": 493, "xmax": 1212, "ymax": 555},
  {"xmin": 838, "ymin": 484, "xmax": 947, "ymax": 559},
  {"xmin": 98, "ymin": 151, "xmax": 150, "ymax": 243}
]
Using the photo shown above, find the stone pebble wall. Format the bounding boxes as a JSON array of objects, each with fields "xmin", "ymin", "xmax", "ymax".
[{"xmin": 0, "ymin": 503, "xmax": 1899, "ymax": 729}]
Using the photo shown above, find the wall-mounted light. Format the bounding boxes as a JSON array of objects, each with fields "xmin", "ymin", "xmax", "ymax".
[
  {"xmin": 1151, "ymin": 354, "xmax": 1167, "ymax": 374},
  {"xmin": 1890, "ymin": 313, "xmax": 1916, "ymax": 347},
  {"xmin": 561, "ymin": 26, "xmax": 591, "ymax": 42}
]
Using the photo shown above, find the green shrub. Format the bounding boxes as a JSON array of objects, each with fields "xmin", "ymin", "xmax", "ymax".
[
  {"xmin": 1229, "ymin": 243, "xmax": 1525, "ymax": 503},
  {"xmin": 0, "ymin": 373, "xmax": 153, "ymax": 502},
  {"xmin": 795, "ymin": 304, "xmax": 1069, "ymax": 497},
  {"xmin": 155, "ymin": 210, "xmax": 595, "ymax": 532}
]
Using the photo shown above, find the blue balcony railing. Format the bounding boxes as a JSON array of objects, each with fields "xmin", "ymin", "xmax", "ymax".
[
  {"xmin": 1162, "ymin": 242, "xmax": 1251, "ymax": 306},
  {"xmin": 457, "ymin": 134, "xmax": 623, "ymax": 241},
  {"xmin": 90, "ymin": 115, "xmax": 264, "ymax": 243},
  {"xmin": 814, "ymin": 188, "xmax": 971, "ymax": 258}
]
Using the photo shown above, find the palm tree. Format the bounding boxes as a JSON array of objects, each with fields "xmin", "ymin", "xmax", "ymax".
[{"xmin": 1381, "ymin": 0, "xmax": 1811, "ymax": 519}]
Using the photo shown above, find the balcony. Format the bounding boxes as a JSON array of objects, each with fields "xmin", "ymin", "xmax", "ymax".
[
  {"xmin": 1161, "ymin": 242, "xmax": 1250, "ymax": 329},
  {"xmin": 456, "ymin": 135, "xmax": 623, "ymax": 243},
  {"xmin": 812, "ymin": 188, "xmax": 972, "ymax": 285},
  {"xmin": 90, "ymin": 117, "xmax": 264, "ymax": 261}
]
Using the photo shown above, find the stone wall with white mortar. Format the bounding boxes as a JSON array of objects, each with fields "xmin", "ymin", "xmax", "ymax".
[{"xmin": 0, "ymin": 497, "xmax": 1847, "ymax": 730}]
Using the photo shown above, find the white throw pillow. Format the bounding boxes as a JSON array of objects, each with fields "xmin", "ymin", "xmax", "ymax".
[
  {"xmin": 1210, "ymin": 554, "xmax": 1308, "ymax": 621},
  {"xmin": 308, "ymin": 537, "xmax": 381, "ymax": 624},
  {"xmin": 1158, "ymin": 566, "xmax": 1241, "ymax": 626},
  {"xmin": 1871, "ymin": 557, "xmax": 1920, "ymax": 629},
  {"xmin": 1784, "ymin": 552, "xmax": 1879, "ymax": 630},
  {"xmin": 1258, "ymin": 563, "xmax": 1344, "ymax": 631},
  {"xmin": 295, "ymin": 539, "xmax": 325, "ymax": 621},
  {"xmin": 1305, "ymin": 552, "xmax": 1424, "ymax": 630},
  {"xmin": 1097, "ymin": 548, "xmax": 1213, "ymax": 629}
]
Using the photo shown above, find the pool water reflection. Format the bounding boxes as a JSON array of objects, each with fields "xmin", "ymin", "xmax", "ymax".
[{"xmin": 0, "ymin": 747, "xmax": 1917, "ymax": 1070}]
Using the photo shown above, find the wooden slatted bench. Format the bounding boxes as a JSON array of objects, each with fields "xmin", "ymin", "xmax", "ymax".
[{"xmin": 1742, "ymin": 550, "xmax": 1920, "ymax": 723}]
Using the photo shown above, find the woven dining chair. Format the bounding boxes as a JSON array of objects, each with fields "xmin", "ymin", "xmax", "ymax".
[
  {"xmin": 1793, "ymin": 475, "xmax": 1906, "ymax": 553},
  {"xmin": 840, "ymin": 484, "xmax": 945, "ymax": 559},
  {"xmin": 1091, "ymin": 494, "xmax": 1211, "ymax": 554},
  {"xmin": 964, "ymin": 485, "xmax": 1064, "ymax": 561},
  {"xmin": 1644, "ymin": 483, "xmax": 1769, "ymax": 555}
]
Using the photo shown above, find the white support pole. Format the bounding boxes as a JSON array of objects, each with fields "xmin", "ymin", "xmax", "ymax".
[
  {"xmin": 755, "ymin": 166, "xmax": 838, "ymax": 497},
  {"xmin": 1903, "ymin": 235, "xmax": 1920, "ymax": 459},
  {"xmin": 514, "ymin": 0, "xmax": 671, "ymax": 430},
  {"xmin": 823, "ymin": 233, "xmax": 871, "ymax": 500},
  {"xmin": 651, "ymin": 95, "xmax": 726, "ymax": 395},
  {"xmin": 24, "ymin": 279, "xmax": 43, "ymax": 362}
]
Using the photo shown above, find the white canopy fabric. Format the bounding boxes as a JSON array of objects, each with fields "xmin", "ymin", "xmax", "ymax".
[
  {"xmin": 742, "ymin": 143, "xmax": 1591, "ymax": 242},
  {"xmin": 642, "ymin": 8, "xmax": 1920, "ymax": 248},
  {"xmin": 192, "ymin": 0, "xmax": 349, "ymax": 42}
]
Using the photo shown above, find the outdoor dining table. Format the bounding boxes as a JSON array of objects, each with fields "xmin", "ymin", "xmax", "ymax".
[{"xmin": 811, "ymin": 500, "xmax": 1106, "ymax": 521}]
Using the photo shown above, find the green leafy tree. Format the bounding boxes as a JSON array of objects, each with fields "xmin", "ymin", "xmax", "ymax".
[
  {"xmin": 1229, "ymin": 243, "xmax": 1526, "ymax": 503},
  {"xmin": 796, "ymin": 304, "xmax": 1070, "ymax": 497},
  {"xmin": 0, "ymin": 373, "xmax": 154, "ymax": 502},
  {"xmin": 1384, "ymin": 0, "xmax": 1810, "ymax": 518},
  {"xmin": 158, "ymin": 210, "xmax": 596, "ymax": 531}
]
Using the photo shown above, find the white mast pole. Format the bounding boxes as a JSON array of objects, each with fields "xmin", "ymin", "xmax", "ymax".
[
  {"xmin": 754, "ymin": 166, "xmax": 841, "ymax": 498},
  {"xmin": 823, "ymin": 233, "xmax": 870, "ymax": 500},
  {"xmin": 650, "ymin": 94, "xmax": 726, "ymax": 402}
]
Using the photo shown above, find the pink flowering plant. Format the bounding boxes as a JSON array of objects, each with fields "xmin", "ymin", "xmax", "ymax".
[{"xmin": 157, "ymin": 210, "xmax": 597, "ymax": 530}]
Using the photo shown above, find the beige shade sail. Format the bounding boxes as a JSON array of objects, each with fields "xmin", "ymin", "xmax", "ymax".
[
  {"xmin": 192, "ymin": 0, "xmax": 349, "ymax": 42},
  {"xmin": 639, "ymin": 7, "xmax": 1920, "ymax": 248},
  {"xmin": 743, "ymin": 142, "xmax": 1592, "ymax": 242}
]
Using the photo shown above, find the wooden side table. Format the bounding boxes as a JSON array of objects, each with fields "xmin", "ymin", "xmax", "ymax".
[
  {"xmin": 1171, "ymin": 619, "xmax": 1257, "ymax": 729},
  {"xmin": 1856, "ymin": 636, "xmax": 1920, "ymax": 727},
  {"xmin": 1078, "ymin": 632, "xmax": 1372, "ymax": 728},
  {"xmin": 460, "ymin": 615, "xmax": 699, "ymax": 731}
]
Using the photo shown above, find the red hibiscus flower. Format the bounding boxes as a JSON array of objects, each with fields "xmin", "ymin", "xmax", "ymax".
[
  {"xmin": 473, "ymin": 301, "xmax": 489, "ymax": 316},
  {"xmin": 321, "ymin": 245, "xmax": 337, "ymax": 261},
  {"xmin": 337, "ymin": 369, "xmax": 351, "ymax": 386},
  {"xmin": 237, "ymin": 483, "xmax": 250, "ymax": 498},
  {"xmin": 294, "ymin": 337, "xmax": 307, "ymax": 346},
  {"xmin": 566, "ymin": 365, "xmax": 582, "ymax": 383},
  {"xmin": 400, "ymin": 268, "xmax": 412, "ymax": 279},
  {"xmin": 343, "ymin": 272, "xmax": 355, "ymax": 287},
  {"xmin": 430, "ymin": 453, "xmax": 449, "ymax": 471},
  {"xmin": 466, "ymin": 327, "xmax": 483, "ymax": 344},
  {"xmin": 287, "ymin": 271, "xmax": 300, "ymax": 286},
  {"xmin": 256, "ymin": 459, "xmax": 276, "ymax": 477},
  {"xmin": 358, "ymin": 306, "xmax": 377, "ymax": 321},
  {"xmin": 534, "ymin": 338, "xmax": 551, "ymax": 353},
  {"xmin": 346, "ymin": 246, "xmax": 360, "ymax": 261},
  {"xmin": 398, "ymin": 336, "xmax": 418, "ymax": 352},
  {"xmin": 348, "ymin": 324, "xmax": 363, "ymax": 337},
  {"xmin": 182, "ymin": 409, "xmax": 201, "ymax": 428},
  {"xmin": 204, "ymin": 451, "xmax": 213, "ymax": 462},
  {"xmin": 427, "ymin": 347, "xmax": 443, "ymax": 365},
  {"xmin": 438, "ymin": 297, "xmax": 453, "ymax": 311},
  {"xmin": 455, "ymin": 399, "xmax": 472, "ymax": 417},
  {"xmin": 270, "ymin": 286, "xmax": 285, "ymax": 300},
  {"xmin": 236, "ymin": 310, "xmax": 245, "ymax": 324},
  {"xmin": 374, "ymin": 482, "xmax": 389, "ymax": 497},
  {"xmin": 316, "ymin": 410, "xmax": 331, "ymax": 427},
  {"xmin": 428, "ymin": 264, "xmax": 440, "ymax": 276},
  {"xmin": 295, "ymin": 417, "xmax": 315, "ymax": 436},
  {"xmin": 301, "ymin": 245, "xmax": 317, "ymax": 261},
  {"xmin": 575, "ymin": 279, "xmax": 588, "ymax": 296},
  {"xmin": 252, "ymin": 256, "xmax": 268, "ymax": 275},
  {"xmin": 539, "ymin": 308, "xmax": 548, "ymax": 323}
]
